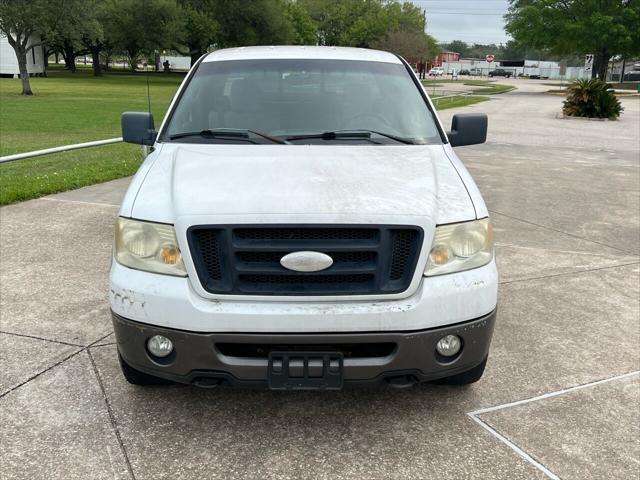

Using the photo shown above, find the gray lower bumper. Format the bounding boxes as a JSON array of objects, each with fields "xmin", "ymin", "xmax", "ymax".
[{"xmin": 113, "ymin": 310, "xmax": 496, "ymax": 387}]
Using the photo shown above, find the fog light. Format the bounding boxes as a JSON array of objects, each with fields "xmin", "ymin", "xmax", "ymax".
[
  {"xmin": 436, "ymin": 334, "xmax": 462, "ymax": 357},
  {"xmin": 147, "ymin": 335, "xmax": 173, "ymax": 358}
]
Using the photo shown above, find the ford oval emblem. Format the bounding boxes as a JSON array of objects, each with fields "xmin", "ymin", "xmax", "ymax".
[{"xmin": 280, "ymin": 251, "xmax": 333, "ymax": 272}]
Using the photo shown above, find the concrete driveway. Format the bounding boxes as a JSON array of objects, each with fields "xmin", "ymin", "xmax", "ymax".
[{"xmin": 1, "ymin": 81, "xmax": 638, "ymax": 479}]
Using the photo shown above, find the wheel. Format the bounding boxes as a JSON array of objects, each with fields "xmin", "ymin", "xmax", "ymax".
[
  {"xmin": 118, "ymin": 352, "xmax": 173, "ymax": 385},
  {"xmin": 432, "ymin": 357, "xmax": 487, "ymax": 386}
]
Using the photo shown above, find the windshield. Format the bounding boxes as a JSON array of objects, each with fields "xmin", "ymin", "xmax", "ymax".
[{"xmin": 163, "ymin": 59, "xmax": 442, "ymax": 144}]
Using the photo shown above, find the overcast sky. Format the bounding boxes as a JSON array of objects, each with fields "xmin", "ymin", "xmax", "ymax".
[{"xmin": 411, "ymin": 0, "xmax": 511, "ymax": 45}]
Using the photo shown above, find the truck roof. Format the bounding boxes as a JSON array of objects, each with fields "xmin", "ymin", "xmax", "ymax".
[{"xmin": 202, "ymin": 46, "xmax": 402, "ymax": 64}]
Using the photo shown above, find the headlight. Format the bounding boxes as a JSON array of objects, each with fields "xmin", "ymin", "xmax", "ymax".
[
  {"xmin": 424, "ymin": 218, "xmax": 493, "ymax": 276},
  {"xmin": 115, "ymin": 217, "xmax": 187, "ymax": 276}
]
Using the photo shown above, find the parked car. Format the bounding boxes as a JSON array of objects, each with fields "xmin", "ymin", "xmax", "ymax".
[
  {"xmin": 488, "ymin": 68, "xmax": 513, "ymax": 78},
  {"xmin": 115, "ymin": 46, "xmax": 496, "ymax": 390},
  {"xmin": 458, "ymin": 69, "xmax": 470, "ymax": 76},
  {"xmin": 469, "ymin": 68, "xmax": 482, "ymax": 76},
  {"xmin": 429, "ymin": 66, "xmax": 444, "ymax": 76}
]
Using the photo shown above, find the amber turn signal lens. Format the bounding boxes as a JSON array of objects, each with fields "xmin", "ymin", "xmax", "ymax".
[
  {"xmin": 159, "ymin": 245, "xmax": 181, "ymax": 265},
  {"xmin": 429, "ymin": 245, "xmax": 451, "ymax": 265}
]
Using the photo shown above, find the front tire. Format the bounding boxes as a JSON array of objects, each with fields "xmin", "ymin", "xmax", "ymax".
[
  {"xmin": 433, "ymin": 357, "xmax": 487, "ymax": 385},
  {"xmin": 118, "ymin": 352, "xmax": 173, "ymax": 385}
]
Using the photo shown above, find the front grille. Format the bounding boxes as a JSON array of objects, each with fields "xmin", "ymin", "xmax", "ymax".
[{"xmin": 187, "ymin": 225, "xmax": 423, "ymax": 296}]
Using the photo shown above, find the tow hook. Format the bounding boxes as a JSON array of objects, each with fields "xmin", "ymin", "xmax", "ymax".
[
  {"xmin": 386, "ymin": 375, "xmax": 419, "ymax": 389},
  {"xmin": 192, "ymin": 377, "xmax": 222, "ymax": 389}
]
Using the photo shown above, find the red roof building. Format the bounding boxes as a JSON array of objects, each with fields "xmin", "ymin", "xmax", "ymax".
[{"xmin": 432, "ymin": 51, "xmax": 460, "ymax": 66}]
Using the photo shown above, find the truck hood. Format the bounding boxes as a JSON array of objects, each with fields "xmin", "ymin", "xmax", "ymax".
[{"xmin": 128, "ymin": 143, "xmax": 476, "ymax": 224}]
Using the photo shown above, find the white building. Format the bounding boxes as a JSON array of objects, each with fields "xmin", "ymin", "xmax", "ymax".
[
  {"xmin": 0, "ymin": 33, "xmax": 45, "ymax": 76},
  {"xmin": 440, "ymin": 58, "xmax": 589, "ymax": 80}
]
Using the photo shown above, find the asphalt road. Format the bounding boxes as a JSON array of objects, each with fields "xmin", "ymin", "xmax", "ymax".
[{"xmin": 1, "ymin": 80, "xmax": 639, "ymax": 479}]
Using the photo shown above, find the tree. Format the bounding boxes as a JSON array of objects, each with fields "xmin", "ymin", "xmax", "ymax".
[
  {"xmin": 46, "ymin": 0, "xmax": 83, "ymax": 72},
  {"xmin": 299, "ymin": 0, "xmax": 430, "ymax": 48},
  {"xmin": 370, "ymin": 2, "xmax": 438, "ymax": 60},
  {"xmin": 505, "ymin": 0, "xmax": 640, "ymax": 80},
  {"xmin": 211, "ymin": 0, "xmax": 295, "ymax": 48},
  {"xmin": 285, "ymin": 0, "xmax": 317, "ymax": 45},
  {"xmin": 81, "ymin": 3, "xmax": 110, "ymax": 76},
  {"xmin": 102, "ymin": 0, "xmax": 185, "ymax": 70},
  {"xmin": 381, "ymin": 0, "xmax": 427, "ymax": 33},
  {"xmin": 178, "ymin": 0, "xmax": 219, "ymax": 66},
  {"xmin": 371, "ymin": 30, "xmax": 438, "ymax": 61},
  {"xmin": 441, "ymin": 40, "xmax": 471, "ymax": 57},
  {"xmin": 299, "ymin": 0, "xmax": 387, "ymax": 47},
  {"xmin": 0, "ymin": 0, "xmax": 63, "ymax": 94}
]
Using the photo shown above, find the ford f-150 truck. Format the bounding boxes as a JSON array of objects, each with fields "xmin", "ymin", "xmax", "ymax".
[{"xmin": 112, "ymin": 46, "xmax": 497, "ymax": 390}]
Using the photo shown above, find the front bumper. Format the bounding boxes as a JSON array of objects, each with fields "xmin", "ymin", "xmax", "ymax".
[
  {"xmin": 110, "ymin": 259, "xmax": 498, "ymax": 333},
  {"xmin": 113, "ymin": 309, "xmax": 496, "ymax": 387}
]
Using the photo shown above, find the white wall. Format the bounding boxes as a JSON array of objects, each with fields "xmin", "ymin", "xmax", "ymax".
[
  {"xmin": 440, "ymin": 59, "xmax": 589, "ymax": 80},
  {"xmin": 0, "ymin": 33, "xmax": 45, "ymax": 75},
  {"xmin": 440, "ymin": 60, "xmax": 502, "ymax": 75},
  {"xmin": 159, "ymin": 55, "xmax": 191, "ymax": 71}
]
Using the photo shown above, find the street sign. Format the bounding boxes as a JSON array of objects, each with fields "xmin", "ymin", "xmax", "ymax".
[
  {"xmin": 486, "ymin": 54, "xmax": 495, "ymax": 64},
  {"xmin": 584, "ymin": 54, "xmax": 593, "ymax": 72}
]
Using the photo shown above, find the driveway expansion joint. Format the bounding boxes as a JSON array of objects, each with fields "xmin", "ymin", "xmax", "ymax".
[
  {"xmin": 489, "ymin": 209, "xmax": 640, "ymax": 257},
  {"xmin": 466, "ymin": 370, "xmax": 640, "ymax": 480},
  {"xmin": 0, "ymin": 330, "xmax": 85, "ymax": 348},
  {"xmin": 87, "ymin": 348, "xmax": 137, "ymax": 480},
  {"xmin": 467, "ymin": 413, "xmax": 561, "ymax": 480},
  {"xmin": 0, "ymin": 331, "xmax": 114, "ymax": 400},
  {"xmin": 499, "ymin": 260, "xmax": 640, "ymax": 285}
]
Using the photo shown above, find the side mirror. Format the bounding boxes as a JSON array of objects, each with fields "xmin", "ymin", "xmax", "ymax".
[
  {"xmin": 447, "ymin": 113, "xmax": 487, "ymax": 147},
  {"xmin": 121, "ymin": 112, "xmax": 157, "ymax": 145}
]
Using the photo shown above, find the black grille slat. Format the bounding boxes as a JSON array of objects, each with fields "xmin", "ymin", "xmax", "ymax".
[
  {"xmin": 235, "ymin": 264, "xmax": 377, "ymax": 275},
  {"xmin": 234, "ymin": 228, "xmax": 377, "ymax": 241},
  {"xmin": 239, "ymin": 274, "xmax": 373, "ymax": 284},
  {"xmin": 191, "ymin": 229, "xmax": 223, "ymax": 281},
  {"xmin": 188, "ymin": 225, "xmax": 423, "ymax": 296},
  {"xmin": 237, "ymin": 251, "xmax": 377, "ymax": 264},
  {"xmin": 389, "ymin": 230, "xmax": 420, "ymax": 281}
]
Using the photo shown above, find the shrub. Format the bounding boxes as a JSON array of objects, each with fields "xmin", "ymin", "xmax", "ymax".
[{"xmin": 562, "ymin": 79, "xmax": 623, "ymax": 119}]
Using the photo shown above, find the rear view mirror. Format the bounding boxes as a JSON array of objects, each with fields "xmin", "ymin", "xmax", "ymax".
[
  {"xmin": 121, "ymin": 112, "xmax": 157, "ymax": 145},
  {"xmin": 447, "ymin": 113, "xmax": 487, "ymax": 147}
]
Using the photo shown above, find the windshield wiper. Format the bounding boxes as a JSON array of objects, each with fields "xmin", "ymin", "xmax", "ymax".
[
  {"xmin": 169, "ymin": 128, "xmax": 289, "ymax": 144},
  {"xmin": 285, "ymin": 130, "xmax": 416, "ymax": 145}
]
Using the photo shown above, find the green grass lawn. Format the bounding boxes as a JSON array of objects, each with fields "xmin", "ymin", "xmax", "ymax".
[
  {"xmin": 432, "ymin": 95, "xmax": 490, "ymax": 110},
  {"xmin": 0, "ymin": 69, "xmax": 183, "ymax": 205},
  {"xmin": 0, "ymin": 69, "xmax": 183, "ymax": 155},
  {"xmin": 469, "ymin": 83, "xmax": 515, "ymax": 94},
  {"xmin": 421, "ymin": 79, "xmax": 513, "ymax": 94}
]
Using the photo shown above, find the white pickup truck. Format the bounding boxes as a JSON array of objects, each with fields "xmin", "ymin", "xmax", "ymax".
[{"xmin": 111, "ymin": 46, "xmax": 497, "ymax": 390}]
